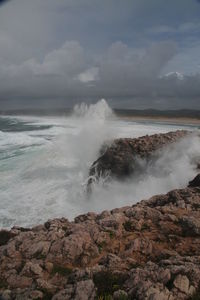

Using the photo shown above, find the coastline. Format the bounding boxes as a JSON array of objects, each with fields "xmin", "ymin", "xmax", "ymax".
[
  {"xmin": 0, "ymin": 131, "xmax": 200, "ymax": 299},
  {"xmin": 117, "ymin": 115, "xmax": 200, "ymax": 126},
  {"xmin": 0, "ymin": 178, "xmax": 200, "ymax": 299}
]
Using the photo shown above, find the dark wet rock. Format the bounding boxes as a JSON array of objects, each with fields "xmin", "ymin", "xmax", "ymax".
[
  {"xmin": 0, "ymin": 230, "xmax": 16, "ymax": 246},
  {"xmin": 188, "ymin": 173, "xmax": 200, "ymax": 187},
  {"xmin": 87, "ymin": 130, "xmax": 189, "ymax": 189},
  {"xmin": 0, "ymin": 175, "xmax": 200, "ymax": 299}
]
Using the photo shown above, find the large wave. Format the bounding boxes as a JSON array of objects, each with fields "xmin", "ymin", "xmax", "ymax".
[{"xmin": 0, "ymin": 99, "xmax": 199, "ymax": 228}]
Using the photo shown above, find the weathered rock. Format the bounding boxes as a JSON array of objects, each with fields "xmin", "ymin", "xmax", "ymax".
[
  {"xmin": 0, "ymin": 175, "xmax": 200, "ymax": 299},
  {"xmin": 173, "ymin": 274, "xmax": 190, "ymax": 294},
  {"xmin": 87, "ymin": 130, "xmax": 189, "ymax": 188}
]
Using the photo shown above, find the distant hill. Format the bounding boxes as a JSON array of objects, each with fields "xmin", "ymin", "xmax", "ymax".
[
  {"xmin": 114, "ymin": 109, "xmax": 200, "ymax": 119},
  {"xmin": 0, "ymin": 108, "xmax": 200, "ymax": 119}
]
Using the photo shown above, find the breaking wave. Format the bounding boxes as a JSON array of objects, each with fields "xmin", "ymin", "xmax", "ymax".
[{"xmin": 0, "ymin": 99, "xmax": 199, "ymax": 228}]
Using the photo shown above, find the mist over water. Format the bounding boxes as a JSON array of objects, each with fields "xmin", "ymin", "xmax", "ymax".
[{"xmin": 0, "ymin": 99, "xmax": 199, "ymax": 228}]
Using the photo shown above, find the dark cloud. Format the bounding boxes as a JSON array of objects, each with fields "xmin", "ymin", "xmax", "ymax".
[
  {"xmin": 0, "ymin": 0, "xmax": 10, "ymax": 5},
  {"xmin": 0, "ymin": 0, "xmax": 200, "ymax": 109}
]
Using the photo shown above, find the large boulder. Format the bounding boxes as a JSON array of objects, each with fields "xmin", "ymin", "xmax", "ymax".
[{"xmin": 87, "ymin": 130, "xmax": 189, "ymax": 189}]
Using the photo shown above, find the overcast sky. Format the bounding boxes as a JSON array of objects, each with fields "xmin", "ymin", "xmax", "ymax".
[{"xmin": 0, "ymin": 0, "xmax": 200, "ymax": 109}]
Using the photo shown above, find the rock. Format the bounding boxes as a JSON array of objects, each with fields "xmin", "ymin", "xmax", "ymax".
[
  {"xmin": 188, "ymin": 173, "xmax": 200, "ymax": 187},
  {"xmin": 180, "ymin": 216, "xmax": 200, "ymax": 236},
  {"xmin": 0, "ymin": 290, "xmax": 11, "ymax": 300},
  {"xmin": 74, "ymin": 280, "xmax": 96, "ymax": 300},
  {"xmin": 173, "ymin": 274, "xmax": 190, "ymax": 294},
  {"xmin": 29, "ymin": 290, "xmax": 44, "ymax": 299},
  {"xmin": 87, "ymin": 130, "xmax": 189, "ymax": 188},
  {"xmin": 113, "ymin": 289, "xmax": 128, "ymax": 299},
  {"xmin": 6, "ymin": 275, "xmax": 33, "ymax": 289},
  {"xmin": 0, "ymin": 175, "xmax": 200, "ymax": 299},
  {"xmin": 0, "ymin": 230, "xmax": 16, "ymax": 246},
  {"xmin": 52, "ymin": 280, "xmax": 96, "ymax": 300}
]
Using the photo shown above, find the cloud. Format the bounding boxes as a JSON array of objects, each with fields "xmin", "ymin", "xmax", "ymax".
[
  {"xmin": 1, "ymin": 39, "xmax": 196, "ymax": 108},
  {"xmin": 0, "ymin": 0, "xmax": 200, "ymax": 109},
  {"xmin": 148, "ymin": 22, "xmax": 200, "ymax": 36},
  {"xmin": 0, "ymin": 0, "xmax": 10, "ymax": 5}
]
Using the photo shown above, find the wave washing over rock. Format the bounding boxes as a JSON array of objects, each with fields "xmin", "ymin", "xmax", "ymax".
[
  {"xmin": 1, "ymin": 100, "xmax": 199, "ymax": 228},
  {"xmin": 0, "ymin": 127, "xmax": 200, "ymax": 300},
  {"xmin": 0, "ymin": 174, "xmax": 200, "ymax": 299},
  {"xmin": 87, "ymin": 130, "xmax": 192, "ymax": 190}
]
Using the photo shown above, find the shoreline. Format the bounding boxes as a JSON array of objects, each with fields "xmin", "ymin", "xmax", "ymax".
[
  {"xmin": 0, "ymin": 178, "xmax": 200, "ymax": 299},
  {"xmin": 117, "ymin": 115, "xmax": 200, "ymax": 125}
]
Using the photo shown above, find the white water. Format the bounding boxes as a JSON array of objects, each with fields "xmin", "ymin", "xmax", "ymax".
[{"xmin": 0, "ymin": 99, "xmax": 199, "ymax": 228}]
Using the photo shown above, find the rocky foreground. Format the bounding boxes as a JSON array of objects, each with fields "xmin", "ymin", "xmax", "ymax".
[
  {"xmin": 87, "ymin": 130, "xmax": 190, "ymax": 189},
  {"xmin": 1, "ymin": 174, "xmax": 200, "ymax": 299}
]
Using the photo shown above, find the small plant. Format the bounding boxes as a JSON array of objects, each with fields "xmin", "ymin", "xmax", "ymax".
[
  {"xmin": 129, "ymin": 262, "xmax": 140, "ymax": 269},
  {"xmin": 141, "ymin": 223, "xmax": 150, "ymax": 231},
  {"xmin": 0, "ymin": 278, "xmax": 8, "ymax": 289},
  {"xmin": 51, "ymin": 264, "xmax": 72, "ymax": 277},
  {"xmin": 192, "ymin": 203, "xmax": 200, "ymax": 210},
  {"xmin": 94, "ymin": 270, "xmax": 127, "ymax": 298},
  {"xmin": 33, "ymin": 252, "xmax": 46, "ymax": 260},
  {"xmin": 123, "ymin": 221, "xmax": 134, "ymax": 232},
  {"xmin": 97, "ymin": 241, "xmax": 107, "ymax": 253},
  {"xmin": 118, "ymin": 295, "xmax": 129, "ymax": 300},
  {"xmin": 98, "ymin": 295, "xmax": 113, "ymax": 300},
  {"xmin": 40, "ymin": 288, "xmax": 53, "ymax": 300},
  {"xmin": 105, "ymin": 230, "xmax": 115, "ymax": 239}
]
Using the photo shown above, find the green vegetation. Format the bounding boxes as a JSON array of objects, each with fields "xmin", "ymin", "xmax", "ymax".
[
  {"xmin": 141, "ymin": 223, "xmax": 150, "ymax": 231},
  {"xmin": 123, "ymin": 221, "xmax": 134, "ymax": 232},
  {"xmin": 39, "ymin": 289, "xmax": 53, "ymax": 300},
  {"xmin": 97, "ymin": 241, "xmax": 107, "ymax": 253},
  {"xmin": 97, "ymin": 295, "xmax": 113, "ymax": 300},
  {"xmin": 33, "ymin": 252, "xmax": 46, "ymax": 260},
  {"xmin": 94, "ymin": 270, "xmax": 127, "ymax": 298},
  {"xmin": 97, "ymin": 292, "xmax": 129, "ymax": 300},
  {"xmin": 106, "ymin": 230, "xmax": 115, "ymax": 239},
  {"xmin": 192, "ymin": 203, "xmax": 200, "ymax": 210},
  {"xmin": 51, "ymin": 264, "xmax": 72, "ymax": 277},
  {"xmin": 0, "ymin": 278, "xmax": 8, "ymax": 289}
]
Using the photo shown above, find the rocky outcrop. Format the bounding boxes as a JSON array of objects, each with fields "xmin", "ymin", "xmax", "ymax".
[
  {"xmin": 188, "ymin": 173, "xmax": 200, "ymax": 187},
  {"xmin": 87, "ymin": 130, "xmax": 190, "ymax": 189},
  {"xmin": 0, "ymin": 175, "xmax": 200, "ymax": 299}
]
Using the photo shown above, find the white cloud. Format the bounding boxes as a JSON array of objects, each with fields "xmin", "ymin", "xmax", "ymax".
[{"xmin": 77, "ymin": 67, "xmax": 99, "ymax": 83}]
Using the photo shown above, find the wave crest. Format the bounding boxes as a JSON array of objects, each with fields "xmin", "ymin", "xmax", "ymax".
[{"xmin": 73, "ymin": 99, "xmax": 114, "ymax": 120}]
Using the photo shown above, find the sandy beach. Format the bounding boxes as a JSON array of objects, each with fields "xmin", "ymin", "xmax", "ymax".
[{"xmin": 117, "ymin": 115, "xmax": 200, "ymax": 126}]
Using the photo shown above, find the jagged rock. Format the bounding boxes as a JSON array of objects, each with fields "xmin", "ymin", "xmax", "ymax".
[
  {"xmin": 0, "ymin": 175, "xmax": 200, "ymax": 299},
  {"xmin": 188, "ymin": 173, "xmax": 200, "ymax": 187},
  {"xmin": 173, "ymin": 274, "xmax": 189, "ymax": 294},
  {"xmin": 87, "ymin": 130, "xmax": 189, "ymax": 189}
]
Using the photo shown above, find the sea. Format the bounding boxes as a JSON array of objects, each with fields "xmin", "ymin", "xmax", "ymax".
[{"xmin": 0, "ymin": 99, "xmax": 200, "ymax": 229}]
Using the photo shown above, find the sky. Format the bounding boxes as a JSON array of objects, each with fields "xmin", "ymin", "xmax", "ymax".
[{"xmin": 0, "ymin": 0, "xmax": 200, "ymax": 110}]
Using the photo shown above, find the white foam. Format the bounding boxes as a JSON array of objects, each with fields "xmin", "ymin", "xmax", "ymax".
[{"xmin": 0, "ymin": 99, "xmax": 199, "ymax": 228}]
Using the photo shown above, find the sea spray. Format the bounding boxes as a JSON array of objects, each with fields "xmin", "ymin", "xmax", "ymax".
[{"xmin": 0, "ymin": 99, "xmax": 199, "ymax": 228}]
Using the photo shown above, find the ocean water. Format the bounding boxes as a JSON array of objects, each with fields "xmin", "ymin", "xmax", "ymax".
[{"xmin": 0, "ymin": 99, "xmax": 199, "ymax": 228}]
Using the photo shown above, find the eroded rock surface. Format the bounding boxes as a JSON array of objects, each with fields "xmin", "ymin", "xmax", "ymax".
[
  {"xmin": 87, "ymin": 130, "xmax": 190, "ymax": 188},
  {"xmin": 0, "ymin": 176, "xmax": 200, "ymax": 299}
]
